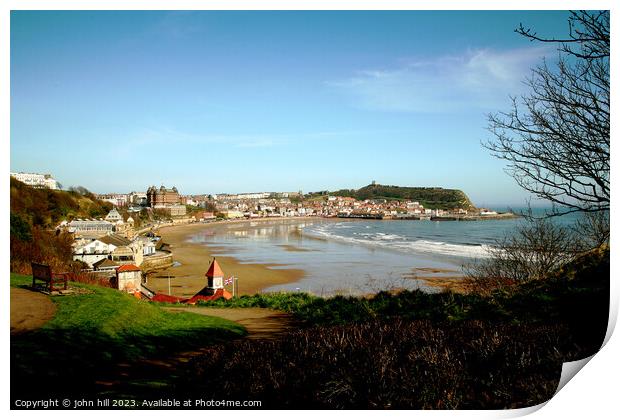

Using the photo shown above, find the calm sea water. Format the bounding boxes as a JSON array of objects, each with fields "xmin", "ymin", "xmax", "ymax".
[{"xmin": 189, "ymin": 209, "xmax": 578, "ymax": 295}]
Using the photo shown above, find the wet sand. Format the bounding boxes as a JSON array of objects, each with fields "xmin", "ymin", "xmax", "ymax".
[
  {"xmin": 148, "ymin": 218, "xmax": 470, "ymax": 297},
  {"xmin": 277, "ymin": 244, "xmax": 312, "ymax": 252},
  {"xmin": 404, "ymin": 267, "xmax": 468, "ymax": 294},
  {"xmin": 147, "ymin": 220, "xmax": 310, "ymax": 297}
]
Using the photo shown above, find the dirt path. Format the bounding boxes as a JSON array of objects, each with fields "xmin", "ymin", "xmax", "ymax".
[
  {"xmin": 95, "ymin": 306, "xmax": 297, "ymax": 395},
  {"xmin": 163, "ymin": 306, "xmax": 297, "ymax": 340},
  {"xmin": 10, "ymin": 287, "xmax": 56, "ymax": 335}
]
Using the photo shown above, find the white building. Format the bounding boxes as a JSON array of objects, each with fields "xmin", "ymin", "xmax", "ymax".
[
  {"xmin": 98, "ymin": 194, "xmax": 128, "ymax": 207},
  {"xmin": 183, "ymin": 197, "xmax": 199, "ymax": 206},
  {"xmin": 10, "ymin": 172, "xmax": 59, "ymax": 189},
  {"xmin": 105, "ymin": 208, "xmax": 123, "ymax": 223},
  {"xmin": 128, "ymin": 192, "xmax": 148, "ymax": 206},
  {"xmin": 73, "ymin": 239, "xmax": 117, "ymax": 267},
  {"xmin": 116, "ymin": 264, "xmax": 143, "ymax": 294},
  {"xmin": 217, "ymin": 192, "xmax": 271, "ymax": 201},
  {"xmin": 67, "ymin": 219, "xmax": 115, "ymax": 239},
  {"xmin": 222, "ymin": 210, "xmax": 244, "ymax": 219},
  {"xmin": 134, "ymin": 236, "xmax": 157, "ymax": 256},
  {"xmin": 73, "ymin": 233, "xmax": 146, "ymax": 268},
  {"xmin": 101, "ymin": 234, "xmax": 144, "ymax": 267}
]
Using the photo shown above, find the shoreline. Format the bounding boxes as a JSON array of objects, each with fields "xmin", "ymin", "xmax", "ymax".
[
  {"xmin": 146, "ymin": 218, "xmax": 322, "ymax": 297},
  {"xmin": 146, "ymin": 216, "xmax": 476, "ymax": 297}
]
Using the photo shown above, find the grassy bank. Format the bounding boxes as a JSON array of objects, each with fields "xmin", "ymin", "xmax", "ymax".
[{"xmin": 10, "ymin": 274, "xmax": 246, "ymax": 400}]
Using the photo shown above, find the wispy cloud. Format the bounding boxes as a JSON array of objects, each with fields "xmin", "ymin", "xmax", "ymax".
[
  {"xmin": 120, "ymin": 128, "xmax": 283, "ymax": 151},
  {"xmin": 118, "ymin": 127, "xmax": 397, "ymax": 154},
  {"xmin": 112, "ymin": 126, "xmax": 412, "ymax": 160},
  {"xmin": 328, "ymin": 46, "xmax": 552, "ymax": 113}
]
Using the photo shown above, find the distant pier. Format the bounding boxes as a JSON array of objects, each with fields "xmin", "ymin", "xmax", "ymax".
[{"xmin": 336, "ymin": 212, "xmax": 518, "ymax": 221}]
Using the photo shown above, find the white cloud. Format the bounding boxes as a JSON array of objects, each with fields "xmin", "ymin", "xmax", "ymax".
[{"xmin": 329, "ymin": 46, "xmax": 551, "ymax": 113}]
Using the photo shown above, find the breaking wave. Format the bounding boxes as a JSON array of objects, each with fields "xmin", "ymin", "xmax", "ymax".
[{"xmin": 304, "ymin": 223, "xmax": 493, "ymax": 259}]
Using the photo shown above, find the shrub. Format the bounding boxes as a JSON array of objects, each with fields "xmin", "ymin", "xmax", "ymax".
[
  {"xmin": 464, "ymin": 218, "xmax": 578, "ymax": 295},
  {"xmin": 179, "ymin": 319, "xmax": 579, "ymax": 409}
]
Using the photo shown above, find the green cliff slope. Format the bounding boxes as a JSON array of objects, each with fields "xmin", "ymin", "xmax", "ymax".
[{"xmin": 325, "ymin": 183, "xmax": 476, "ymax": 210}]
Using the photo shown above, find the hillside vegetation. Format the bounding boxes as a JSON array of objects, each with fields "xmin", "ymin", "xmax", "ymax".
[
  {"xmin": 10, "ymin": 273, "xmax": 245, "ymax": 400},
  {"xmin": 312, "ymin": 183, "xmax": 475, "ymax": 210},
  {"xmin": 198, "ymin": 247, "xmax": 608, "ymax": 329},
  {"xmin": 184, "ymin": 247, "xmax": 608, "ymax": 408},
  {"xmin": 10, "ymin": 178, "xmax": 113, "ymax": 273},
  {"xmin": 10, "ymin": 177, "xmax": 113, "ymax": 229},
  {"xmin": 9, "ymin": 245, "xmax": 608, "ymax": 407}
]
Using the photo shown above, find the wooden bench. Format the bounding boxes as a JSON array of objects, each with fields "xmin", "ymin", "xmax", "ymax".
[{"xmin": 31, "ymin": 263, "xmax": 68, "ymax": 292}]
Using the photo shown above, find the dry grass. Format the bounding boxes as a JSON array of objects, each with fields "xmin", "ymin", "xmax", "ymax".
[{"xmin": 180, "ymin": 319, "xmax": 576, "ymax": 409}]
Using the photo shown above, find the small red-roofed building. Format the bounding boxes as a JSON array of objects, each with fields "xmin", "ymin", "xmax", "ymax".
[
  {"xmin": 185, "ymin": 288, "xmax": 233, "ymax": 305},
  {"xmin": 141, "ymin": 258, "xmax": 233, "ymax": 304},
  {"xmin": 205, "ymin": 258, "xmax": 224, "ymax": 290},
  {"xmin": 116, "ymin": 264, "xmax": 143, "ymax": 293},
  {"xmin": 185, "ymin": 258, "xmax": 232, "ymax": 304}
]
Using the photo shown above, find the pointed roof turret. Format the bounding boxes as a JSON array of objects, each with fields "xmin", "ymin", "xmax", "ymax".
[{"xmin": 206, "ymin": 258, "xmax": 224, "ymax": 277}]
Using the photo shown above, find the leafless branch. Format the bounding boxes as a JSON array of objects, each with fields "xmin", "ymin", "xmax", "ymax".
[{"xmin": 485, "ymin": 11, "xmax": 609, "ymax": 230}]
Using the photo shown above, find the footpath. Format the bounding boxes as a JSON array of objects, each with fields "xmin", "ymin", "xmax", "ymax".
[
  {"xmin": 163, "ymin": 306, "xmax": 296, "ymax": 340},
  {"xmin": 10, "ymin": 287, "xmax": 56, "ymax": 335}
]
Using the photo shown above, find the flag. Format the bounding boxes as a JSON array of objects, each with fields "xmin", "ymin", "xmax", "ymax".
[{"xmin": 224, "ymin": 276, "xmax": 234, "ymax": 285}]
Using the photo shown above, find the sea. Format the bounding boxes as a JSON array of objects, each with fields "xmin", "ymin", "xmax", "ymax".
[{"xmin": 189, "ymin": 208, "xmax": 580, "ymax": 296}]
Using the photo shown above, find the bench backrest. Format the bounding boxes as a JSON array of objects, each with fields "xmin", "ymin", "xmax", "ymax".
[{"xmin": 31, "ymin": 263, "xmax": 52, "ymax": 281}]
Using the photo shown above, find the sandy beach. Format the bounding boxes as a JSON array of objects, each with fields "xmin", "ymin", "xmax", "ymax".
[
  {"xmin": 146, "ymin": 219, "xmax": 312, "ymax": 297},
  {"xmin": 145, "ymin": 217, "xmax": 475, "ymax": 298}
]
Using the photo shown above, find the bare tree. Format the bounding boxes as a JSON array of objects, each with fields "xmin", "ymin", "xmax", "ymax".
[
  {"xmin": 572, "ymin": 210, "xmax": 610, "ymax": 251},
  {"xmin": 485, "ymin": 11, "xmax": 609, "ymax": 217},
  {"xmin": 465, "ymin": 217, "xmax": 577, "ymax": 295}
]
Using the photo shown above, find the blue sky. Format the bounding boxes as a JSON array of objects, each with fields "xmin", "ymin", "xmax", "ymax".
[{"xmin": 11, "ymin": 10, "xmax": 571, "ymax": 206}]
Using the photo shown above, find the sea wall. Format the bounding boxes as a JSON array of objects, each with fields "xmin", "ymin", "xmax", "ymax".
[
  {"xmin": 431, "ymin": 213, "xmax": 519, "ymax": 221},
  {"xmin": 141, "ymin": 251, "xmax": 174, "ymax": 272}
]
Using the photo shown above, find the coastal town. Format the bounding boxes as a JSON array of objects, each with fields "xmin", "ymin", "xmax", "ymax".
[
  {"xmin": 9, "ymin": 9, "xmax": 610, "ymax": 411},
  {"xmin": 11, "ymin": 172, "xmax": 509, "ymax": 222},
  {"xmin": 11, "ymin": 172, "xmax": 506, "ymax": 221},
  {"xmin": 9, "ymin": 170, "xmax": 515, "ymax": 301}
]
